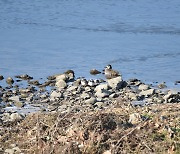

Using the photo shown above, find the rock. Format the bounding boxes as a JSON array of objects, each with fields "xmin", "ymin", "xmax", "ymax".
[
  {"xmin": 55, "ymin": 74, "xmax": 67, "ymax": 81},
  {"xmin": 138, "ymin": 84, "xmax": 149, "ymax": 91},
  {"xmin": 9, "ymin": 96, "xmax": 20, "ymax": 102},
  {"xmin": 128, "ymin": 92, "xmax": 137, "ymax": 101},
  {"xmin": 80, "ymin": 79, "xmax": 88, "ymax": 86},
  {"xmin": 131, "ymin": 101, "xmax": 147, "ymax": 106},
  {"xmin": 90, "ymin": 69, "xmax": 101, "ymax": 75},
  {"xmin": 107, "ymin": 76, "xmax": 123, "ymax": 90},
  {"xmin": 158, "ymin": 82, "xmax": 167, "ymax": 89},
  {"xmin": 95, "ymin": 83, "xmax": 109, "ymax": 92},
  {"xmin": 28, "ymin": 80, "xmax": 40, "ymax": 86},
  {"xmin": 4, "ymin": 149, "xmax": 15, "ymax": 154},
  {"xmin": 10, "ymin": 113, "xmax": 24, "ymax": 121},
  {"xmin": 95, "ymin": 101, "xmax": 104, "ymax": 108},
  {"xmin": 139, "ymin": 89, "xmax": 155, "ymax": 97},
  {"xmin": 0, "ymin": 75, "xmax": 4, "ymax": 80},
  {"xmin": 12, "ymin": 147, "xmax": 21, "ymax": 153},
  {"xmin": 95, "ymin": 89, "xmax": 111, "ymax": 98},
  {"xmin": 15, "ymin": 74, "xmax": 33, "ymax": 80},
  {"xmin": 6, "ymin": 77, "xmax": 14, "ymax": 85},
  {"xmin": 50, "ymin": 91, "xmax": 62, "ymax": 101},
  {"xmin": 67, "ymin": 85, "xmax": 78, "ymax": 91},
  {"xmin": 85, "ymin": 97, "xmax": 96, "ymax": 105},
  {"xmin": 109, "ymin": 93, "xmax": 119, "ymax": 98},
  {"xmin": 73, "ymin": 79, "xmax": 81, "ymax": 86},
  {"xmin": 81, "ymin": 92, "xmax": 90, "ymax": 99},
  {"xmin": 129, "ymin": 113, "xmax": 142, "ymax": 124},
  {"xmin": 14, "ymin": 101, "xmax": 24, "ymax": 108},
  {"xmin": 163, "ymin": 91, "xmax": 180, "ymax": 103},
  {"xmin": 55, "ymin": 80, "xmax": 67, "ymax": 89}
]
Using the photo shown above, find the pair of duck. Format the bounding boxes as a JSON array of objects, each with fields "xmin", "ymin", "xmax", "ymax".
[{"xmin": 90, "ymin": 64, "xmax": 121, "ymax": 79}]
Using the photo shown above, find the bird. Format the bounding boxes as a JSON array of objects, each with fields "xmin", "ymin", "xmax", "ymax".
[
  {"xmin": 90, "ymin": 69, "xmax": 101, "ymax": 75},
  {"xmin": 104, "ymin": 64, "xmax": 121, "ymax": 79}
]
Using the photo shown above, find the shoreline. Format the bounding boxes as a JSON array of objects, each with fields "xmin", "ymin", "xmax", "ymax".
[{"xmin": 0, "ymin": 72, "xmax": 180, "ymax": 153}]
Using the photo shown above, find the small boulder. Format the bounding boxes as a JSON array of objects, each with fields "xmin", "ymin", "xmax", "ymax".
[
  {"xmin": 10, "ymin": 113, "xmax": 24, "ymax": 122},
  {"xmin": 107, "ymin": 76, "xmax": 123, "ymax": 90},
  {"xmin": 95, "ymin": 89, "xmax": 111, "ymax": 98},
  {"xmin": 0, "ymin": 75, "xmax": 4, "ymax": 80},
  {"xmin": 138, "ymin": 84, "xmax": 149, "ymax": 91},
  {"xmin": 50, "ymin": 91, "xmax": 62, "ymax": 101},
  {"xmin": 55, "ymin": 80, "xmax": 67, "ymax": 89},
  {"xmin": 139, "ymin": 89, "xmax": 155, "ymax": 97},
  {"xmin": 95, "ymin": 83, "xmax": 109, "ymax": 92},
  {"xmin": 85, "ymin": 97, "xmax": 96, "ymax": 105}
]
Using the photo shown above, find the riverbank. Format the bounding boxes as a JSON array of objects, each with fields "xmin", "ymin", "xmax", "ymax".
[{"xmin": 0, "ymin": 72, "xmax": 180, "ymax": 153}]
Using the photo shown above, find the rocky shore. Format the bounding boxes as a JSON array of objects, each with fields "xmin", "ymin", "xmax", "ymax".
[{"xmin": 0, "ymin": 71, "xmax": 180, "ymax": 153}]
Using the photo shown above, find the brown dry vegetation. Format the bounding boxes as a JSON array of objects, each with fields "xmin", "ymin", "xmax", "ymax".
[{"xmin": 0, "ymin": 101, "xmax": 180, "ymax": 154}]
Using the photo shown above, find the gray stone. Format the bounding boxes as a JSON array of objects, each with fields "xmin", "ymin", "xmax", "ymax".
[
  {"xmin": 94, "ymin": 83, "xmax": 109, "ymax": 92},
  {"xmin": 107, "ymin": 76, "xmax": 123, "ymax": 90},
  {"xmin": 95, "ymin": 89, "xmax": 111, "ymax": 98},
  {"xmin": 10, "ymin": 113, "xmax": 23, "ymax": 122},
  {"xmin": 9, "ymin": 96, "xmax": 20, "ymax": 102},
  {"xmin": 95, "ymin": 101, "xmax": 104, "ymax": 108},
  {"xmin": 67, "ymin": 85, "xmax": 78, "ymax": 91},
  {"xmin": 131, "ymin": 101, "xmax": 147, "ymax": 106},
  {"xmin": 128, "ymin": 92, "xmax": 137, "ymax": 101},
  {"xmin": 163, "ymin": 90, "xmax": 180, "ymax": 103},
  {"xmin": 55, "ymin": 80, "xmax": 67, "ymax": 89},
  {"xmin": 158, "ymin": 82, "xmax": 167, "ymax": 89},
  {"xmin": 4, "ymin": 148, "xmax": 15, "ymax": 154},
  {"xmin": 81, "ymin": 92, "xmax": 90, "ymax": 99},
  {"xmin": 139, "ymin": 89, "xmax": 155, "ymax": 97},
  {"xmin": 50, "ymin": 91, "xmax": 62, "ymax": 101},
  {"xmin": 14, "ymin": 101, "xmax": 24, "ymax": 108},
  {"xmin": 55, "ymin": 74, "xmax": 67, "ymax": 81},
  {"xmin": 85, "ymin": 97, "xmax": 96, "ymax": 105},
  {"xmin": 138, "ymin": 84, "xmax": 149, "ymax": 91},
  {"xmin": 109, "ymin": 93, "xmax": 119, "ymax": 98}
]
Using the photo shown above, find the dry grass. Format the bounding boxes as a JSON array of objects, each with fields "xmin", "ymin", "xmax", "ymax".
[{"xmin": 0, "ymin": 102, "xmax": 180, "ymax": 154}]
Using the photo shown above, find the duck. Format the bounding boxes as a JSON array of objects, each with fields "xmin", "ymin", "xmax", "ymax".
[{"xmin": 104, "ymin": 64, "xmax": 121, "ymax": 79}]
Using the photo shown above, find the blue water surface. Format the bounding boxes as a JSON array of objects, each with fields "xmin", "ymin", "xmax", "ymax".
[{"xmin": 0, "ymin": 0, "xmax": 180, "ymax": 89}]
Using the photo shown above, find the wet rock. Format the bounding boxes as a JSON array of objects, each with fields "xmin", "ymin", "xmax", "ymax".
[
  {"xmin": 28, "ymin": 80, "xmax": 40, "ymax": 86},
  {"xmin": 90, "ymin": 69, "xmax": 101, "ymax": 75},
  {"xmin": 55, "ymin": 80, "xmax": 67, "ymax": 89},
  {"xmin": 175, "ymin": 80, "xmax": 180, "ymax": 85},
  {"xmin": 95, "ymin": 83, "xmax": 109, "ymax": 92},
  {"xmin": 129, "ymin": 113, "xmax": 142, "ymax": 124},
  {"xmin": 107, "ymin": 76, "xmax": 123, "ymax": 90},
  {"xmin": 6, "ymin": 77, "xmax": 14, "ymax": 85},
  {"xmin": 15, "ymin": 74, "xmax": 33, "ymax": 80},
  {"xmin": 158, "ymin": 82, "xmax": 167, "ymax": 89},
  {"xmin": 138, "ymin": 84, "xmax": 149, "ymax": 91},
  {"xmin": 128, "ymin": 78, "xmax": 142, "ymax": 86},
  {"xmin": 139, "ymin": 89, "xmax": 155, "ymax": 97},
  {"xmin": 85, "ymin": 97, "xmax": 96, "ymax": 105},
  {"xmin": 0, "ymin": 75, "xmax": 4, "ymax": 80}
]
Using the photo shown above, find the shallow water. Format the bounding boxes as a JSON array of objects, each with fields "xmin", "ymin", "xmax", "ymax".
[{"xmin": 0, "ymin": 0, "xmax": 180, "ymax": 89}]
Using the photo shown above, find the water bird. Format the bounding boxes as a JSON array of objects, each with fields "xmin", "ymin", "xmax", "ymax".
[{"xmin": 104, "ymin": 64, "xmax": 121, "ymax": 79}]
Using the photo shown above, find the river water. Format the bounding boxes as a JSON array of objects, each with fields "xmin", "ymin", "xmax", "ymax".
[{"xmin": 0, "ymin": 0, "xmax": 180, "ymax": 89}]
